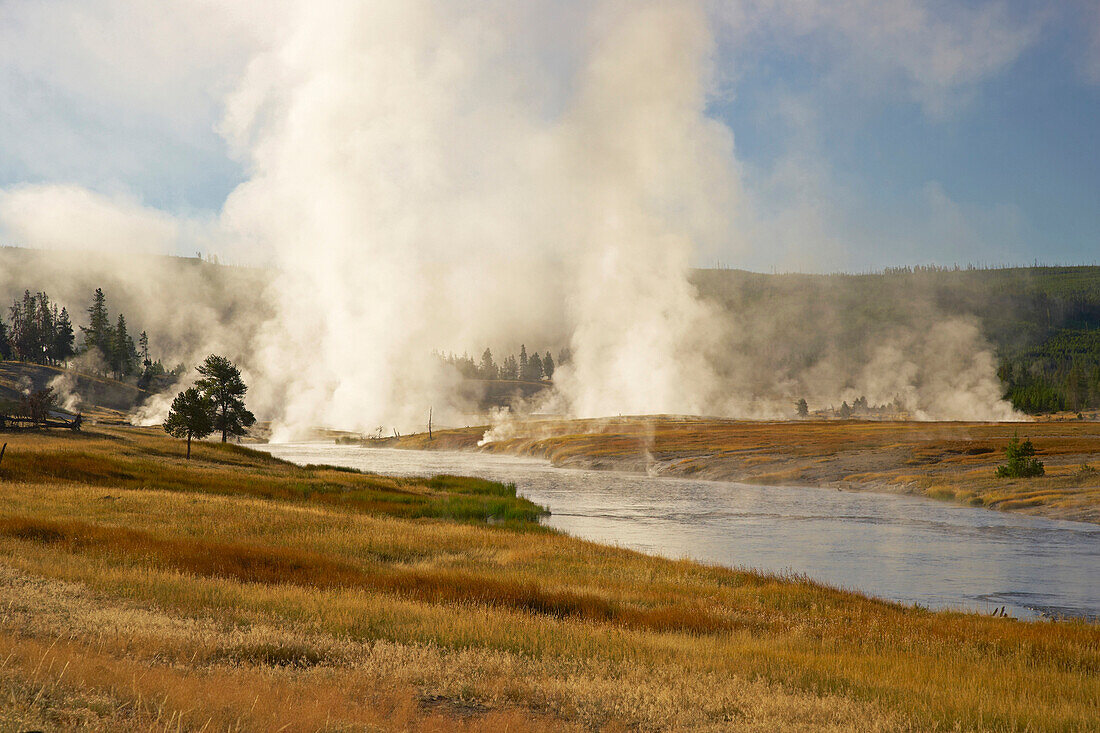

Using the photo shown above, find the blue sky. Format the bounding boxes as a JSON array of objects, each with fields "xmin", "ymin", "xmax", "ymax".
[
  {"xmin": 0, "ymin": 0, "xmax": 1097, "ymax": 272},
  {"xmin": 704, "ymin": 0, "xmax": 1100, "ymax": 271}
]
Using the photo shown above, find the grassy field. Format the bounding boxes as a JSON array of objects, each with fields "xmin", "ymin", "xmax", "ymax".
[
  {"xmin": 0, "ymin": 426, "xmax": 1097, "ymax": 730},
  {"xmin": 381, "ymin": 417, "xmax": 1100, "ymax": 525}
]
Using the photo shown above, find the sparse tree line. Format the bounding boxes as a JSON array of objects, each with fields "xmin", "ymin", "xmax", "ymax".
[
  {"xmin": 0, "ymin": 287, "xmax": 178, "ymax": 386},
  {"xmin": 438, "ymin": 345, "xmax": 572, "ymax": 382},
  {"xmin": 880, "ymin": 264, "xmax": 1020, "ymax": 274},
  {"xmin": 794, "ymin": 394, "xmax": 901, "ymax": 419}
]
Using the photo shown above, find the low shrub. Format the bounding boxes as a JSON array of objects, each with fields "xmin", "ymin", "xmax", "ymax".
[{"xmin": 995, "ymin": 433, "xmax": 1045, "ymax": 478}]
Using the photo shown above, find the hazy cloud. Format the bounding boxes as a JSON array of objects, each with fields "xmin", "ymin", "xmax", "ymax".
[
  {"xmin": 707, "ymin": 0, "xmax": 1044, "ymax": 272},
  {"xmin": 0, "ymin": 184, "xmax": 210, "ymax": 254},
  {"xmin": 713, "ymin": 0, "xmax": 1039, "ymax": 115},
  {"xmin": 0, "ymin": 0, "xmax": 274, "ymax": 209}
]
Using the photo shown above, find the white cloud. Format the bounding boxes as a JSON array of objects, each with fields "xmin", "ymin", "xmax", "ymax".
[
  {"xmin": 0, "ymin": 1, "xmax": 277, "ymax": 204},
  {"xmin": 713, "ymin": 0, "xmax": 1039, "ymax": 115},
  {"xmin": 704, "ymin": 0, "xmax": 1046, "ymax": 272},
  {"xmin": 726, "ymin": 87, "xmax": 1035, "ymax": 273},
  {"xmin": 724, "ymin": 92, "xmax": 854, "ymax": 272},
  {"xmin": 0, "ymin": 184, "xmax": 212, "ymax": 255}
]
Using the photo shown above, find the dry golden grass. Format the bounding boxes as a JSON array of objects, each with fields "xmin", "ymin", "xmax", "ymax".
[
  {"xmin": 396, "ymin": 417, "xmax": 1100, "ymax": 524},
  {"xmin": 0, "ymin": 426, "xmax": 1096, "ymax": 730}
]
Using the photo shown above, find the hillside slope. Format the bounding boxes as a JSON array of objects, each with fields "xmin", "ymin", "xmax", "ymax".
[
  {"xmin": 693, "ymin": 266, "xmax": 1100, "ymax": 413},
  {"xmin": 3, "ymin": 246, "xmax": 1099, "ymax": 414},
  {"xmin": 0, "ymin": 361, "xmax": 153, "ymax": 419},
  {"xmin": 0, "ymin": 246, "xmax": 269, "ymax": 371}
]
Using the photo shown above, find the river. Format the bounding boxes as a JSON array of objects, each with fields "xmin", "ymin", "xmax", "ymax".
[{"xmin": 256, "ymin": 443, "xmax": 1100, "ymax": 621}]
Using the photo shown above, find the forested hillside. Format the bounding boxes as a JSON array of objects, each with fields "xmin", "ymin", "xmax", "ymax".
[
  {"xmin": 3, "ymin": 245, "xmax": 1098, "ymax": 415},
  {"xmin": 694, "ymin": 266, "xmax": 1100, "ymax": 414},
  {"xmin": 0, "ymin": 246, "xmax": 269, "ymax": 371}
]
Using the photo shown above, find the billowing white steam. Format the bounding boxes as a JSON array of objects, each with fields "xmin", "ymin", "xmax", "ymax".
[
  {"xmin": 219, "ymin": 0, "xmax": 746, "ymax": 435},
  {"xmin": 0, "ymin": 0, "xmax": 1019, "ymax": 429},
  {"xmin": 552, "ymin": 3, "xmax": 738, "ymax": 418}
]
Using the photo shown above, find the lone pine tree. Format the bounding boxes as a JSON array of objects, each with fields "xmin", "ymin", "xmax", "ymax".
[
  {"xmin": 163, "ymin": 387, "xmax": 214, "ymax": 459},
  {"xmin": 195, "ymin": 354, "xmax": 256, "ymax": 442}
]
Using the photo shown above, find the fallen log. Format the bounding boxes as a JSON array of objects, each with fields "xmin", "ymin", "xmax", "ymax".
[{"xmin": 0, "ymin": 412, "xmax": 82, "ymax": 432}]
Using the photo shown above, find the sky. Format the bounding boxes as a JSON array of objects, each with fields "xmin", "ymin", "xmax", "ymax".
[{"xmin": 0, "ymin": 0, "xmax": 1097, "ymax": 273}]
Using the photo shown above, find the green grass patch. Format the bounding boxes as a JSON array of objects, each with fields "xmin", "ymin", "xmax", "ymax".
[
  {"xmin": 0, "ymin": 436, "xmax": 545, "ymax": 528},
  {"xmin": 426, "ymin": 474, "xmax": 517, "ymax": 497},
  {"xmin": 414, "ymin": 495, "xmax": 547, "ymax": 523}
]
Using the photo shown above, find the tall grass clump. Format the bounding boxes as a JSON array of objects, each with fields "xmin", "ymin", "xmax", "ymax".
[
  {"xmin": 423, "ymin": 475, "xmax": 546, "ymax": 522},
  {"xmin": 426, "ymin": 475, "xmax": 518, "ymax": 497}
]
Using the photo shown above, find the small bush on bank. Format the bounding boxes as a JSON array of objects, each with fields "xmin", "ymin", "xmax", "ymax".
[{"xmin": 995, "ymin": 433, "xmax": 1045, "ymax": 478}]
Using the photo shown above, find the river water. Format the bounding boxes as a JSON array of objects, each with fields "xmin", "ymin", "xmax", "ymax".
[{"xmin": 256, "ymin": 443, "xmax": 1100, "ymax": 621}]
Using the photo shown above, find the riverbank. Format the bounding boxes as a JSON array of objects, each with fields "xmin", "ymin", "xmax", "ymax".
[
  {"xmin": 376, "ymin": 417, "xmax": 1100, "ymax": 525},
  {"xmin": 0, "ymin": 426, "xmax": 1096, "ymax": 730}
]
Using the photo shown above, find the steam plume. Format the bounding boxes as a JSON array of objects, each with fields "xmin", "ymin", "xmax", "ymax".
[
  {"xmin": 0, "ymin": 0, "xmax": 1019, "ymax": 429},
  {"xmin": 220, "ymin": 0, "xmax": 747, "ymax": 434}
]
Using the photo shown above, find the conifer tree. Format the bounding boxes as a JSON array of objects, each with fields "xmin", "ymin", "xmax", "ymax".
[
  {"xmin": 111, "ymin": 313, "xmax": 137, "ymax": 379},
  {"xmin": 479, "ymin": 348, "xmax": 497, "ymax": 379},
  {"xmin": 3, "ymin": 292, "xmax": 71, "ymax": 364},
  {"xmin": 0, "ymin": 318, "xmax": 10, "ymax": 360},
  {"xmin": 164, "ymin": 387, "xmax": 214, "ymax": 459},
  {"xmin": 53, "ymin": 307, "xmax": 75, "ymax": 364},
  {"xmin": 519, "ymin": 344, "xmax": 528, "ymax": 377},
  {"xmin": 82, "ymin": 287, "xmax": 113, "ymax": 368},
  {"xmin": 11, "ymin": 291, "xmax": 40, "ymax": 362},
  {"xmin": 195, "ymin": 354, "xmax": 256, "ymax": 442},
  {"xmin": 7, "ymin": 298, "xmax": 22, "ymax": 360},
  {"xmin": 527, "ymin": 352, "xmax": 544, "ymax": 381},
  {"xmin": 995, "ymin": 433, "xmax": 1045, "ymax": 478},
  {"xmin": 543, "ymin": 351, "xmax": 555, "ymax": 380},
  {"xmin": 34, "ymin": 293, "xmax": 54, "ymax": 363}
]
